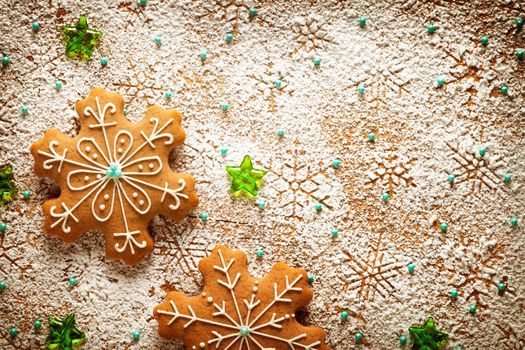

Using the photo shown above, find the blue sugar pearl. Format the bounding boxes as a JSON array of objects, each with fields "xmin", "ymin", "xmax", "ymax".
[
  {"xmin": 469, "ymin": 304, "xmax": 477, "ymax": 314},
  {"xmin": 503, "ymin": 174, "xmax": 512, "ymax": 183},
  {"xmin": 450, "ymin": 288, "xmax": 459, "ymax": 298},
  {"xmin": 256, "ymin": 249, "xmax": 264, "ymax": 258},
  {"xmin": 358, "ymin": 17, "xmax": 367, "ymax": 26},
  {"xmin": 307, "ymin": 275, "xmax": 315, "ymax": 284},
  {"xmin": 32, "ymin": 21, "xmax": 40, "ymax": 31},
  {"xmin": 199, "ymin": 212, "xmax": 209, "ymax": 221},
  {"xmin": 447, "ymin": 174, "xmax": 455, "ymax": 183},
  {"xmin": 165, "ymin": 90, "xmax": 173, "ymax": 99},
  {"xmin": 132, "ymin": 330, "xmax": 141, "ymax": 340},
  {"xmin": 332, "ymin": 159, "xmax": 341, "ymax": 168},
  {"xmin": 34, "ymin": 320, "xmax": 42, "ymax": 330},
  {"xmin": 437, "ymin": 78, "xmax": 445, "ymax": 87},
  {"xmin": 440, "ymin": 222, "xmax": 448, "ymax": 232},
  {"xmin": 22, "ymin": 190, "xmax": 31, "ymax": 199},
  {"xmin": 226, "ymin": 33, "xmax": 234, "ymax": 43},
  {"xmin": 21, "ymin": 105, "xmax": 29, "ymax": 114},
  {"xmin": 9, "ymin": 327, "xmax": 18, "ymax": 337},
  {"xmin": 408, "ymin": 263, "xmax": 415, "ymax": 273},
  {"xmin": 478, "ymin": 147, "xmax": 487, "ymax": 156},
  {"xmin": 400, "ymin": 335, "xmax": 408, "ymax": 344},
  {"xmin": 481, "ymin": 36, "xmax": 489, "ymax": 46},
  {"xmin": 100, "ymin": 57, "xmax": 108, "ymax": 66},
  {"xmin": 277, "ymin": 128, "xmax": 285, "ymax": 137},
  {"xmin": 0, "ymin": 280, "xmax": 6, "ymax": 290},
  {"xmin": 123, "ymin": 108, "xmax": 127, "ymax": 115},
  {"xmin": 497, "ymin": 283, "xmax": 506, "ymax": 292},
  {"xmin": 257, "ymin": 200, "xmax": 266, "ymax": 209},
  {"xmin": 511, "ymin": 217, "xmax": 518, "ymax": 226},
  {"xmin": 331, "ymin": 229, "xmax": 339, "ymax": 238},
  {"xmin": 249, "ymin": 7, "xmax": 257, "ymax": 16},
  {"xmin": 154, "ymin": 35, "xmax": 162, "ymax": 45},
  {"xmin": 314, "ymin": 203, "xmax": 323, "ymax": 211},
  {"xmin": 368, "ymin": 133, "xmax": 376, "ymax": 141},
  {"xmin": 69, "ymin": 276, "xmax": 77, "ymax": 286},
  {"xmin": 355, "ymin": 332, "xmax": 363, "ymax": 342},
  {"xmin": 340, "ymin": 311, "xmax": 349, "ymax": 320},
  {"xmin": 274, "ymin": 80, "xmax": 282, "ymax": 89},
  {"xmin": 357, "ymin": 84, "xmax": 365, "ymax": 94},
  {"xmin": 381, "ymin": 192, "xmax": 389, "ymax": 201},
  {"xmin": 199, "ymin": 51, "xmax": 207, "ymax": 60},
  {"xmin": 2, "ymin": 56, "xmax": 10, "ymax": 66},
  {"xmin": 220, "ymin": 102, "xmax": 229, "ymax": 111},
  {"xmin": 500, "ymin": 85, "xmax": 509, "ymax": 95},
  {"xmin": 427, "ymin": 24, "xmax": 436, "ymax": 33},
  {"xmin": 54, "ymin": 80, "xmax": 63, "ymax": 90},
  {"xmin": 138, "ymin": 0, "xmax": 147, "ymax": 5},
  {"xmin": 0, "ymin": 223, "xmax": 6, "ymax": 232},
  {"xmin": 313, "ymin": 57, "xmax": 321, "ymax": 66},
  {"xmin": 220, "ymin": 147, "xmax": 228, "ymax": 155}
]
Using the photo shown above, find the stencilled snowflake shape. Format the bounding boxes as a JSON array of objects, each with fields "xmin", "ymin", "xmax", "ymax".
[
  {"xmin": 154, "ymin": 245, "xmax": 329, "ymax": 350},
  {"xmin": 446, "ymin": 140, "xmax": 506, "ymax": 197},
  {"xmin": 364, "ymin": 152, "xmax": 416, "ymax": 195},
  {"xmin": 31, "ymin": 88, "xmax": 199, "ymax": 265},
  {"xmin": 250, "ymin": 62, "xmax": 294, "ymax": 114},
  {"xmin": 291, "ymin": 15, "xmax": 334, "ymax": 56}
]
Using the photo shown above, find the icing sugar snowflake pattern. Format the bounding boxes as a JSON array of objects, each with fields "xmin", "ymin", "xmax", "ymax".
[
  {"xmin": 291, "ymin": 15, "xmax": 334, "ymax": 55},
  {"xmin": 154, "ymin": 245, "xmax": 328, "ymax": 349},
  {"xmin": 31, "ymin": 88, "xmax": 198, "ymax": 265},
  {"xmin": 365, "ymin": 152, "xmax": 416, "ymax": 195}
]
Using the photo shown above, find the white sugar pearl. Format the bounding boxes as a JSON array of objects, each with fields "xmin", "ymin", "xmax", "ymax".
[
  {"xmin": 85, "ymin": 146, "xmax": 91, "ymax": 152},
  {"xmin": 254, "ymin": 280, "xmax": 259, "ymax": 285},
  {"xmin": 96, "ymin": 174, "xmax": 102, "ymax": 179},
  {"xmin": 202, "ymin": 292, "xmax": 207, "ymax": 297},
  {"xmin": 120, "ymin": 138, "xmax": 125, "ymax": 144},
  {"xmin": 104, "ymin": 194, "xmax": 110, "ymax": 200},
  {"xmin": 207, "ymin": 296, "xmax": 213, "ymax": 303},
  {"xmin": 132, "ymin": 192, "xmax": 138, "ymax": 198},
  {"xmin": 138, "ymin": 164, "xmax": 144, "ymax": 170},
  {"xmin": 252, "ymin": 286, "xmax": 258, "ymax": 293},
  {"xmin": 92, "ymin": 153, "xmax": 98, "ymax": 159},
  {"xmin": 139, "ymin": 200, "xmax": 144, "ymax": 206},
  {"xmin": 148, "ymin": 163, "xmax": 154, "ymax": 169},
  {"xmin": 83, "ymin": 176, "xmax": 89, "ymax": 181},
  {"xmin": 118, "ymin": 148, "xmax": 123, "ymax": 153},
  {"xmin": 200, "ymin": 342, "xmax": 205, "ymax": 349},
  {"xmin": 99, "ymin": 204, "xmax": 105, "ymax": 211},
  {"xmin": 285, "ymin": 314, "xmax": 290, "ymax": 319}
]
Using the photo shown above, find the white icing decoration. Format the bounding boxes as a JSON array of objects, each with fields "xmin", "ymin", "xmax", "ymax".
[
  {"xmin": 157, "ymin": 249, "xmax": 321, "ymax": 350},
  {"xmin": 36, "ymin": 98, "xmax": 189, "ymax": 256}
]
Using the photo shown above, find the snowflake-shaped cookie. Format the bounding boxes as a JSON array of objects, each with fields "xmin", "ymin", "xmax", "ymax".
[
  {"xmin": 31, "ymin": 87, "xmax": 199, "ymax": 265},
  {"xmin": 154, "ymin": 245, "xmax": 328, "ymax": 350}
]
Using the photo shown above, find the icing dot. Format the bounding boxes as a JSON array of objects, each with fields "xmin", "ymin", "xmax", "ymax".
[
  {"xmin": 120, "ymin": 138, "xmax": 125, "ymax": 144},
  {"xmin": 104, "ymin": 194, "xmax": 110, "ymax": 200},
  {"xmin": 139, "ymin": 200, "xmax": 144, "ymax": 206},
  {"xmin": 99, "ymin": 204, "xmax": 105, "ymax": 211},
  {"xmin": 83, "ymin": 176, "xmax": 89, "ymax": 181},
  {"xmin": 207, "ymin": 296, "xmax": 213, "ymax": 303},
  {"xmin": 138, "ymin": 164, "xmax": 144, "ymax": 170},
  {"xmin": 254, "ymin": 280, "xmax": 259, "ymax": 285},
  {"xmin": 85, "ymin": 146, "xmax": 91, "ymax": 152},
  {"xmin": 96, "ymin": 174, "xmax": 102, "ymax": 179},
  {"xmin": 148, "ymin": 163, "xmax": 154, "ymax": 169},
  {"xmin": 285, "ymin": 314, "xmax": 290, "ymax": 319},
  {"xmin": 291, "ymin": 314, "xmax": 295, "ymax": 318},
  {"xmin": 92, "ymin": 153, "xmax": 98, "ymax": 159},
  {"xmin": 118, "ymin": 148, "xmax": 123, "ymax": 153},
  {"xmin": 133, "ymin": 192, "xmax": 138, "ymax": 198},
  {"xmin": 202, "ymin": 292, "xmax": 207, "ymax": 297},
  {"xmin": 200, "ymin": 342, "xmax": 205, "ymax": 348},
  {"xmin": 252, "ymin": 286, "xmax": 258, "ymax": 293},
  {"xmin": 192, "ymin": 347, "xmax": 196, "ymax": 350}
]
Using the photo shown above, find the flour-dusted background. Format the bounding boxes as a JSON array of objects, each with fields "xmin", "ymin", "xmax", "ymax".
[{"xmin": 0, "ymin": 0, "xmax": 524, "ymax": 349}]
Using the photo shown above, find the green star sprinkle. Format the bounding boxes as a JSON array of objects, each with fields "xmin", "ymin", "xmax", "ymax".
[
  {"xmin": 62, "ymin": 16, "xmax": 102, "ymax": 60},
  {"xmin": 0, "ymin": 164, "xmax": 18, "ymax": 206},
  {"xmin": 226, "ymin": 155, "xmax": 267, "ymax": 198},
  {"xmin": 45, "ymin": 314, "xmax": 86, "ymax": 350},
  {"xmin": 409, "ymin": 317, "xmax": 448, "ymax": 350}
]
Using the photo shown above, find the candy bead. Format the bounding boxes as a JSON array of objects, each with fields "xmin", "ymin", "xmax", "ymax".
[
  {"xmin": 100, "ymin": 57, "xmax": 108, "ymax": 65},
  {"xmin": 199, "ymin": 51, "xmax": 207, "ymax": 60},
  {"xmin": 23, "ymin": 190, "xmax": 31, "ymax": 199},
  {"xmin": 220, "ymin": 147, "xmax": 228, "ymax": 155},
  {"xmin": 368, "ymin": 133, "xmax": 375, "ymax": 141},
  {"xmin": 138, "ymin": 0, "xmax": 147, "ymax": 5},
  {"xmin": 447, "ymin": 174, "xmax": 455, "ymax": 183},
  {"xmin": 69, "ymin": 276, "xmax": 77, "ymax": 286},
  {"xmin": 274, "ymin": 80, "xmax": 282, "ymax": 89},
  {"xmin": 314, "ymin": 203, "xmax": 323, "ymax": 211},
  {"xmin": 480, "ymin": 36, "xmax": 489, "ymax": 46},
  {"xmin": 469, "ymin": 304, "xmax": 477, "ymax": 314},
  {"xmin": 516, "ymin": 18, "xmax": 524, "ymax": 29},
  {"xmin": 358, "ymin": 17, "xmax": 367, "ymax": 26},
  {"xmin": 256, "ymin": 249, "xmax": 264, "ymax": 258},
  {"xmin": 497, "ymin": 283, "xmax": 506, "ymax": 292},
  {"xmin": 478, "ymin": 147, "xmax": 487, "ymax": 156},
  {"xmin": 436, "ymin": 78, "xmax": 445, "ymax": 87},
  {"xmin": 165, "ymin": 90, "xmax": 173, "ymax": 99},
  {"xmin": 21, "ymin": 105, "xmax": 29, "ymax": 114},
  {"xmin": 427, "ymin": 24, "xmax": 436, "ymax": 33},
  {"xmin": 154, "ymin": 35, "xmax": 161, "ymax": 45},
  {"xmin": 331, "ymin": 229, "xmax": 339, "ymax": 238},
  {"xmin": 381, "ymin": 192, "xmax": 389, "ymax": 201},
  {"xmin": 0, "ymin": 280, "xmax": 6, "ymax": 290},
  {"xmin": 34, "ymin": 320, "xmax": 42, "ymax": 330},
  {"xmin": 332, "ymin": 159, "xmax": 341, "ymax": 168},
  {"xmin": 256, "ymin": 199, "xmax": 266, "ymax": 209},
  {"xmin": 0, "ymin": 223, "xmax": 6, "ymax": 231},
  {"xmin": 357, "ymin": 84, "xmax": 365, "ymax": 93},
  {"xmin": 249, "ymin": 7, "xmax": 257, "ymax": 16},
  {"xmin": 54, "ymin": 80, "xmax": 63, "ymax": 90},
  {"xmin": 220, "ymin": 102, "xmax": 229, "ymax": 111},
  {"xmin": 503, "ymin": 174, "xmax": 512, "ymax": 183},
  {"xmin": 276, "ymin": 129, "xmax": 285, "ymax": 137},
  {"xmin": 226, "ymin": 33, "xmax": 233, "ymax": 43},
  {"xmin": 313, "ymin": 57, "xmax": 321, "ymax": 66},
  {"xmin": 408, "ymin": 263, "xmax": 415, "ymax": 273},
  {"xmin": 307, "ymin": 275, "xmax": 314, "ymax": 284},
  {"xmin": 9, "ymin": 327, "xmax": 18, "ymax": 337},
  {"xmin": 500, "ymin": 85, "xmax": 508, "ymax": 95},
  {"xmin": 440, "ymin": 222, "xmax": 448, "ymax": 232},
  {"xmin": 2, "ymin": 56, "xmax": 10, "ymax": 66},
  {"xmin": 340, "ymin": 311, "xmax": 349, "ymax": 320},
  {"xmin": 517, "ymin": 49, "xmax": 524, "ymax": 60},
  {"xmin": 132, "ymin": 330, "xmax": 141, "ymax": 340},
  {"xmin": 355, "ymin": 332, "xmax": 363, "ymax": 342},
  {"xmin": 199, "ymin": 212, "xmax": 209, "ymax": 221},
  {"xmin": 400, "ymin": 335, "xmax": 408, "ymax": 344},
  {"xmin": 450, "ymin": 288, "xmax": 459, "ymax": 298},
  {"xmin": 32, "ymin": 21, "xmax": 40, "ymax": 31},
  {"xmin": 511, "ymin": 217, "xmax": 518, "ymax": 226}
]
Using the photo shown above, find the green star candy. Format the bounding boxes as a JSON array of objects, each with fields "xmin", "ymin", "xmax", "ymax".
[
  {"xmin": 62, "ymin": 16, "xmax": 102, "ymax": 60},
  {"xmin": 45, "ymin": 314, "xmax": 86, "ymax": 350},
  {"xmin": 409, "ymin": 317, "xmax": 448, "ymax": 350},
  {"xmin": 0, "ymin": 164, "xmax": 18, "ymax": 206},
  {"xmin": 226, "ymin": 155, "xmax": 267, "ymax": 198}
]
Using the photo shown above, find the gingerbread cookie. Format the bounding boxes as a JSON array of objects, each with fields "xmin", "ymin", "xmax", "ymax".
[
  {"xmin": 31, "ymin": 87, "xmax": 198, "ymax": 265},
  {"xmin": 153, "ymin": 245, "xmax": 329, "ymax": 350}
]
